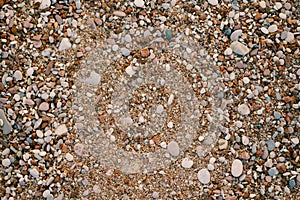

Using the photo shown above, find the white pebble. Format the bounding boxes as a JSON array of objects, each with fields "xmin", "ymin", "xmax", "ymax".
[
  {"xmin": 58, "ymin": 38, "xmax": 71, "ymax": 51},
  {"xmin": 231, "ymin": 159, "xmax": 243, "ymax": 177},
  {"xmin": 238, "ymin": 104, "xmax": 250, "ymax": 115},
  {"xmin": 13, "ymin": 70, "xmax": 22, "ymax": 81},
  {"xmin": 29, "ymin": 168, "xmax": 39, "ymax": 178},
  {"xmin": 65, "ymin": 153, "xmax": 74, "ymax": 162},
  {"xmin": 208, "ymin": 0, "xmax": 218, "ymax": 6},
  {"xmin": 2, "ymin": 158, "xmax": 11, "ymax": 167},
  {"xmin": 167, "ymin": 141, "xmax": 180, "ymax": 157},
  {"xmin": 134, "ymin": 0, "xmax": 144, "ymax": 7},
  {"xmin": 197, "ymin": 169, "xmax": 210, "ymax": 184},
  {"xmin": 181, "ymin": 157, "xmax": 193, "ymax": 169}
]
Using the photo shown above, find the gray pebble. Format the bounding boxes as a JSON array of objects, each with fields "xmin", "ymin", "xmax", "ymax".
[
  {"xmin": 120, "ymin": 47, "xmax": 130, "ymax": 57},
  {"xmin": 268, "ymin": 167, "xmax": 279, "ymax": 177},
  {"xmin": 267, "ymin": 140, "xmax": 275, "ymax": 151}
]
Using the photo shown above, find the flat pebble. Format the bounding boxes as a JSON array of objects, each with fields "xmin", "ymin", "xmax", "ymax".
[
  {"xmin": 65, "ymin": 153, "xmax": 74, "ymax": 162},
  {"xmin": 230, "ymin": 41, "xmax": 250, "ymax": 56},
  {"xmin": 39, "ymin": 102, "xmax": 49, "ymax": 111},
  {"xmin": 291, "ymin": 137, "xmax": 299, "ymax": 145},
  {"xmin": 242, "ymin": 135, "xmax": 249, "ymax": 145},
  {"xmin": 29, "ymin": 168, "xmax": 39, "ymax": 178},
  {"xmin": 231, "ymin": 159, "xmax": 243, "ymax": 177},
  {"xmin": 121, "ymin": 47, "xmax": 130, "ymax": 57},
  {"xmin": 181, "ymin": 157, "xmax": 193, "ymax": 169},
  {"xmin": 238, "ymin": 104, "xmax": 250, "ymax": 115},
  {"xmin": 261, "ymin": 27, "xmax": 269, "ymax": 34},
  {"xmin": 208, "ymin": 0, "xmax": 218, "ymax": 6},
  {"xmin": 134, "ymin": 0, "xmax": 145, "ymax": 7},
  {"xmin": 55, "ymin": 124, "xmax": 68, "ymax": 136},
  {"xmin": 0, "ymin": 109, "xmax": 12, "ymax": 134},
  {"xmin": 93, "ymin": 185, "xmax": 100, "ymax": 194},
  {"xmin": 197, "ymin": 169, "xmax": 210, "ymax": 184},
  {"xmin": 152, "ymin": 191, "xmax": 159, "ymax": 199},
  {"xmin": 2, "ymin": 158, "xmax": 11, "ymax": 167},
  {"xmin": 39, "ymin": 0, "xmax": 51, "ymax": 9},
  {"xmin": 113, "ymin": 11, "xmax": 126, "ymax": 17},
  {"xmin": 224, "ymin": 47, "xmax": 233, "ymax": 55},
  {"xmin": 13, "ymin": 70, "xmax": 22, "ymax": 81},
  {"xmin": 167, "ymin": 141, "xmax": 180, "ymax": 157},
  {"xmin": 268, "ymin": 25, "xmax": 278, "ymax": 33},
  {"xmin": 267, "ymin": 139, "xmax": 275, "ymax": 151},
  {"xmin": 268, "ymin": 167, "xmax": 279, "ymax": 177},
  {"xmin": 230, "ymin": 29, "xmax": 242, "ymax": 41}
]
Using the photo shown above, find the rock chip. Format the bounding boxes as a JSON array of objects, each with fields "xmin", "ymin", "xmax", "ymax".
[
  {"xmin": 167, "ymin": 141, "xmax": 180, "ymax": 157},
  {"xmin": 231, "ymin": 159, "xmax": 243, "ymax": 177},
  {"xmin": 230, "ymin": 41, "xmax": 250, "ymax": 56},
  {"xmin": 197, "ymin": 169, "xmax": 210, "ymax": 184},
  {"xmin": 58, "ymin": 38, "xmax": 71, "ymax": 51}
]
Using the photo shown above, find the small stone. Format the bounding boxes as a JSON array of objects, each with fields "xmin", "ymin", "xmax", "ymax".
[
  {"xmin": 274, "ymin": 111, "xmax": 281, "ymax": 119},
  {"xmin": 2, "ymin": 158, "xmax": 11, "ymax": 167},
  {"xmin": 134, "ymin": 0, "xmax": 144, "ymax": 7},
  {"xmin": 268, "ymin": 167, "xmax": 279, "ymax": 177},
  {"xmin": 259, "ymin": 1, "xmax": 266, "ymax": 8},
  {"xmin": 167, "ymin": 141, "xmax": 180, "ymax": 157},
  {"xmin": 125, "ymin": 66, "xmax": 135, "ymax": 77},
  {"xmin": 55, "ymin": 124, "xmax": 68, "ymax": 136},
  {"xmin": 261, "ymin": 27, "xmax": 269, "ymax": 34},
  {"xmin": 242, "ymin": 135, "xmax": 249, "ymax": 145},
  {"xmin": 267, "ymin": 140, "xmax": 275, "ymax": 151},
  {"xmin": 243, "ymin": 77, "xmax": 250, "ymax": 84},
  {"xmin": 58, "ymin": 38, "xmax": 71, "ymax": 51},
  {"xmin": 268, "ymin": 25, "xmax": 278, "ymax": 33},
  {"xmin": 230, "ymin": 41, "xmax": 250, "ymax": 56},
  {"xmin": 208, "ymin": 0, "xmax": 218, "ymax": 6},
  {"xmin": 93, "ymin": 185, "xmax": 100, "ymax": 194},
  {"xmin": 285, "ymin": 32, "xmax": 294, "ymax": 43},
  {"xmin": 0, "ymin": 109, "xmax": 12, "ymax": 134},
  {"xmin": 279, "ymin": 13, "xmax": 286, "ymax": 20},
  {"xmin": 165, "ymin": 29, "xmax": 172, "ymax": 41},
  {"xmin": 65, "ymin": 153, "xmax": 74, "ymax": 162},
  {"xmin": 156, "ymin": 105, "xmax": 164, "ymax": 114},
  {"xmin": 121, "ymin": 47, "xmax": 130, "ymax": 57},
  {"xmin": 218, "ymin": 139, "xmax": 228, "ymax": 150},
  {"xmin": 291, "ymin": 137, "xmax": 299, "ymax": 145},
  {"xmin": 230, "ymin": 29, "xmax": 242, "ymax": 41},
  {"xmin": 289, "ymin": 180, "xmax": 296, "ymax": 188},
  {"xmin": 231, "ymin": 159, "xmax": 243, "ymax": 177},
  {"xmin": 13, "ymin": 70, "xmax": 22, "ymax": 81},
  {"xmin": 238, "ymin": 104, "xmax": 250, "ymax": 115},
  {"xmin": 74, "ymin": 143, "xmax": 89, "ymax": 157},
  {"xmin": 29, "ymin": 168, "xmax": 39, "ymax": 178},
  {"xmin": 197, "ymin": 169, "xmax": 210, "ymax": 184},
  {"xmin": 224, "ymin": 48, "xmax": 233, "ymax": 56},
  {"xmin": 39, "ymin": 102, "xmax": 49, "ymax": 111},
  {"xmin": 113, "ymin": 11, "xmax": 126, "ymax": 17},
  {"xmin": 152, "ymin": 192, "xmax": 159, "ymax": 199},
  {"xmin": 140, "ymin": 48, "xmax": 150, "ymax": 58},
  {"xmin": 274, "ymin": 2, "xmax": 282, "ymax": 10},
  {"xmin": 284, "ymin": 3, "xmax": 291, "ymax": 10},
  {"xmin": 43, "ymin": 190, "xmax": 51, "ymax": 198},
  {"xmin": 27, "ymin": 68, "xmax": 34, "ymax": 76},
  {"xmin": 181, "ymin": 157, "xmax": 193, "ymax": 169},
  {"xmin": 39, "ymin": 0, "xmax": 51, "ymax": 9}
]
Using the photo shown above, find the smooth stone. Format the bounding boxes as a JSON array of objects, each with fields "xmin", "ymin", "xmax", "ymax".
[
  {"xmin": 58, "ymin": 38, "xmax": 71, "ymax": 51},
  {"xmin": 39, "ymin": 102, "xmax": 49, "ymax": 111},
  {"xmin": 291, "ymin": 137, "xmax": 299, "ymax": 145},
  {"xmin": 39, "ymin": 0, "xmax": 51, "ymax": 9},
  {"xmin": 65, "ymin": 153, "xmax": 74, "ymax": 162},
  {"xmin": 13, "ymin": 70, "xmax": 22, "ymax": 81},
  {"xmin": 152, "ymin": 192, "xmax": 159, "ymax": 199},
  {"xmin": 259, "ymin": 1, "xmax": 266, "ymax": 8},
  {"xmin": 285, "ymin": 32, "xmax": 294, "ymax": 43},
  {"xmin": 230, "ymin": 41, "xmax": 250, "ymax": 56},
  {"xmin": 224, "ymin": 47, "xmax": 233, "ymax": 55},
  {"xmin": 274, "ymin": 111, "xmax": 281, "ymax": 119},
  {"xmin": 120, "ymin": 47, "xmax": 130, "ymax": 57},
  {"xmin": 238, "ymin": 104, "xmax": 250, "ymax": 115},
  {"xmin": 2, "ymin": 158, "xmax": 11, "ymax": 167},
  {"xmin": 113, "ymin": 11, "xmax": 126, "ymax": 17},
  {"xmin": 84, "ymin": 71, "xmax": 100, "ymax": 85},
  {"xmin": 268, "ymin": 167, "xmax": 279, "ymax": 177},
  {"xmin": 267, "ymin": 140, "xmax": 275, "ymax": 151},
  {"xmin": 43, "ymin": 190, "xmax": 51, "ymax": 198},
  {"xmin": 230, "ymin": 29, "xmax": 242, "ymax": 41},
  {"xmin": 289, "ymin": 180, "xmax": 296, "ymax": 188},
  {"xmin": 279, "ymin": 13, "xmax": 286, "ymax": 20},
  {"xmin": 208, "ymin": 0, "xmax": 218, "ymax": 6},
  {"xmin": 55, "ymin": 124, "xmax": 68, "ymax": 136},
  {"xmin": 261, "ymin": 27, "xmax": 269, "ymax": 34},
  {"xmin": 156, "ymin": 105, "xmax": 164, "ymax": 114},
  {"xmin": 165, "ymin": 29, "xmax": 172, "ymax": 41},
  {"xmin": 0, "ymin": 109, "xmax": 12, "ymax": 134},
  {"xmin": 268, "ymin": 25, "xmax": 278, "ymax": 33},
  {"xmin": 181, "ymin": 157, "xmax": 193, "ymax": 169},
  {"xmin": 27, "ymin": 68, "xmax": 34, "ymax": 76},
  {"xmin": 134, "ymin": 0, "xmax": 144, "ymax": 7},
  {"xmin": 167, "ymin": 141, "xmax": 180, "ymax": 157},
  {"xmin": 231, "ymin": 159, "xmax": 243, "ymax": 177},
  {"xmin": 274, "ymin": 2, "xmax": 282, "ymax": 10},
  {"xmin": 197, "ymin": 169, "xmax": 210, "ymax": 184},
  {"xmin": 242, "ymin": 135, "xmax": 249, "ymax": 145},
  {"xmin": 29, "ymin": 168, "xmax": 39, "ymax": 178},
  {"xmin": 93, "ymin": 185, "xmax": 100, "ymax": 194},
  {"xmin": 218, "ymin": 139, "xmax": 228, "ymax": 150}
]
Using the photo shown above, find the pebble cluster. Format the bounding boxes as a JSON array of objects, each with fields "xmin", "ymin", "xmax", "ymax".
[{"xmin": 0, "ymin": 0, "xmax": 299, "ymax": 199}]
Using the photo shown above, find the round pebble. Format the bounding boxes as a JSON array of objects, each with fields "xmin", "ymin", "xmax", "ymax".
[
  {"xmin": 238, "ymin": 104, "xmax": 250, "ymax": 115},
  {"xmin": 134, "ymin": 0, "xmax": 145, "ymax": 7},
  {"xmin": 65, "ymin": 153, "xmax": 74, "ymax": 162},
  {"xmin": 181, "ymin": 157, "xmax": 193, "ymax": 169},
  {"xmin": 231, "ymin": 159, "xmax": 243, "ymax": 177},
  {"xmin": 2, "ymin": 158, "xmax": 11, "ymax": 167},
  {"xmin": 197, "ymin": 169, "xmax": 211, "ymax": 184},
  {"xmin": 167, "ymin": 141, "xmax": 180, "ymax": 157}
]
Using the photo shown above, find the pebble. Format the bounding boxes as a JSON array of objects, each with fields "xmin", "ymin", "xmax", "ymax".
[
  {"xmin": 231, "ymin": 159, "xmax": 243, "ymax": 177},
  {"xmin": 58, "ymin": 38, "xmax": 72, "ymax": 51},
  {"xmin": 197, "ymin": 169, "xmax": 210, "ymax": 184},
  {"xmin": 84, "ymin": 71, "xmax": 100, "ymax": 85},
  {"xmin": 65, "ymin": 153, "xmax": 74, "ymax": 162},
  {"xmin": 13, "ymin": 70, "xmax": 23, "ymax": 81},
  {"xmin": 2, "ymin": 158, "xmax": 11, "ymax": 167},
  {"xmin": 268, "ymin": 167, "xmax": 279, "ymax": 177},
  {"xmin": 167, "ymin": 141, "xmax": 180, "ymax": 157},
  {"xmin": 274, "ymin": 111, "xmax": 281, "ymax": 119},
  {"xmin": 55, "ymin": 124, "xmax": 68, "ymax": 136},
  {"xmin": 181, "ymin": 157, "xmax": 193, "ymax": 169},
  {"xmin": 289, "ymin": 180, "xmax": 296, "ymax": 188},
  {"xmin": 29, "ymin": 168, "xmax": 39, "ymax": 178},
  {"xmin": 27, "ymin": 68, "xmax": 34, "ymax": 76},
  {"xmin": 39, "ymin": 0, "xmax": 51, "ymax": 10},
  {"xmin": 268, "ymin": 25, "xmax": 278, "ymax": 33},
  {"xmin": 93, "ymin": 185, "xmax": 100, "ymax": 194},
  {"xmin": 156, "ymin": 105, "xmax": 164, "ymax": 114},
  {"xmin": 134, "ymin": 0, "xmax": 145, "ymax": 7},
  {"xmin": 230, "ymin": 30, "xmax": 242, "ymax": 41},
  {"xmin": 224, "ymin": 47, "xmax": 233, "ymax": 56},
  {"xmin": 237, "ymin": 104, "xmax": 250, "ymax": 115},
  {"xmin": 208, "ymin": 0, "xmax": 218, "ymax": 6},
  {"xmin": 0, "ymin": 109, "xmax": 12, "ymax": 134},
  {"xmin": 121, "ymin": 47, "xmax": 130, "ymax": 57},
  {"xmin": 113, "ymin": 11, "xmax": 126, "ymax": 17},
  {"xmin": 242, "ymin": 135, "xmax": 249, "ymax": 145},
  {"xmin": 218, "ymin": 139, "xmax": 228, "ymax": 150},
  {"xmin": 261, "ymin": 27, "xmax": 269, "ymax": 34},
  {"xmin": 285, "ymin": 32, "xmax": 294, "ymax": 43},
  {"xmin": 230, "ymin": 41, "xmax": 250, "ymax": 56},
  {"xmin": 291, "ymin": 138, "xmax": 299, "ymax": 145},
  {"xmin": 39, "ymin": 102, "xmax": 49, "ymax": 111},
  {"xmin": 43, "ymin": 190, "xmax": 51, "ymax": 198},
  {"xmin": 267, "ymin": 140, "xmax": 275, "ymax": 151},
  {"xmin": 152, "ymin": 191, "xmax": 159, "ymax": 199}
]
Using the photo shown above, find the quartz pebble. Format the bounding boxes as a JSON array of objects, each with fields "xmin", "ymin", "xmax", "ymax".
[
  {"xmin": 242, "ymin": 135, "xmax": 249, "ymax": 145},
  {"xmin": 197, "ymin": 169, "xmax": 210, "ymax": 184},
  {"xmin": 29, "ymin": 168, "xmax": 39, "ymax": 178},
  {"xmin": 230, "ymin": 30, "xmax": 242, "ymax": 41},
  {"xmin": 208, "ymin": 0, "xmax": 218, "ymax": 6},
  {"xmin": 224, "ymin": 47, "xmax": 233, "ymax": 55},
  {"xmin": 167, "ymin": 141, "xmax": 180, "ymax": 157},
  {"xmin": 230, "ymin": 41, "xmax": 250, "ymax": 56},
  {"xmin": 39, "ymin": 0, "xmax": 51, "ymax": 9},
  {"xmin": 55, "ymin": 124, "xmax": 68, "ymax": 136},
  {"xmin": 134, "ymin": 0, "xmax": 145, "ymax": 7},
  {"xmin": 231, "ymin": 159, "xmax": 243, "ymax": 177},
  {"xmin": 238, "ymin": 104, "xmax": 250, "ymax": 115},
  {"xmin": 268, "ymin": 25, "xmax": 278, "ymax": 33},
  {"xmin": 181, "ymin": 157, "xmax": 193, "ymax": 169}
]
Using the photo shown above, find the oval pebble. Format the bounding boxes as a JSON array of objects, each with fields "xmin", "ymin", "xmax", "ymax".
[
  {"xmin": 167, "ymin": 141, "xmax": 180, "ymax": 157},
  {"xmin": 181, "ymin": 157, "xmax": 193, "ymax": 169},
  {"xmin": 2, "ymin": 158, "xmax": 11, "ymax": 167},
  {"xmin": 231, "ymin": 159, "xmax": 243, "ymax": 177},
  {"xmin": 238, "ymin": 104, "xmax": 250, "ymax": 115},
  {"xmin": 197, "ymin": 168, "xmax": 210, "ymax": 184}
]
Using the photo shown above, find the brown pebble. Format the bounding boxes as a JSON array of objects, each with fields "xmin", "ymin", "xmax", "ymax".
[{"xmin": 140, "ymin": 48, "xmax": 150, "ymax": 58}]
